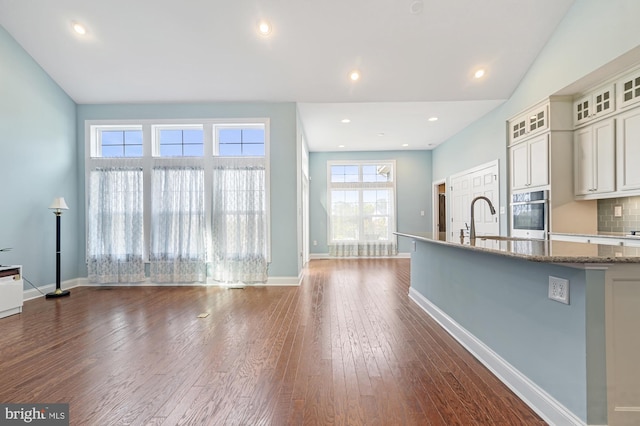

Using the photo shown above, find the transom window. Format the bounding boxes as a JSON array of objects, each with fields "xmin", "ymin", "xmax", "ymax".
[
  {"xmin": 216, "ymin": 126, "xmax": 265, "ymax": 156},
  {"xmin": 96, "ymin": 127, "xmax": 143, "ymax": 158},
  {"xmin": 154, "ymin": 126, "xmax": 204, "ymax": 157}
]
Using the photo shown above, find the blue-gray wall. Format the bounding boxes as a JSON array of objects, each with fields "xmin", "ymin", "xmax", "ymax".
[
  {"xmin": 433, "ymin": 0, "xmax": 640, "ymax": 234},
  {"xmin": 76, "ymin": 103, "xmax": 299, "ymax": 279},
  {"xmin": 0, "ymin": 26, "xmax": 78, "ymax": 290},
  {"xmin": 410, "ymin": 240, "xmax": 606, "ymax": 423},
  {"xmin": 309, "ymin": 150, "xmax": 432, "ymax": 254}
]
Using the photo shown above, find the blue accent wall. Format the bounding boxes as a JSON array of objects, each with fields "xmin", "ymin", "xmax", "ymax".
[
  {"xmin": 309, "ymin": 150, "xmax": 432, "ymax": 254},
  {"xmin": 0, "ymin": 26, "xmax": 78, "ymax": 289},
  {"xmin": 409, "ymin": 239, "xmax": 607, "ymax": 423},
  {"xmin": 75, "ymin": 103, "xmax": 299, "ymax": 279}
]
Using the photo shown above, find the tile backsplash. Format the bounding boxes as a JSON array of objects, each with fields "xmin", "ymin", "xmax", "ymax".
[{"xmin": 598, "ymin": 196, "xmax": 640, "ymax": 233}]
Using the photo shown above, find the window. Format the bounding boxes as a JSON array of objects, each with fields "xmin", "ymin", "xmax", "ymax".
[
  {"xmin": 91, "ymin": 126, "xmax": 143, "ymax": 158},
  {"xmin": 86, "ymin": 119, "xmax": 270, "ymax": 284},
  {"xmin": 216, "ymin": 125, "xmax": 265, "ymax": 156},
  {"xmin": 153, "ymin": 125, "xmax": 204, "ymax": 157},
  {"xmin": 327, "ymin": 161, "xmax": 397, "ymax": 257}
]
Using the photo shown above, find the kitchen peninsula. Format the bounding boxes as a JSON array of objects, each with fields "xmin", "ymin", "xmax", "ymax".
[{"xmin": 396, "ymin": 232, "xmax": 640, "ymax": 426}]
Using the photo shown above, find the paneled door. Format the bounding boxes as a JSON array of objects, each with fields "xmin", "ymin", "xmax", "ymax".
[{"xmin": 449, "ymin": 161, "xmax": 499, "ymax": 241}]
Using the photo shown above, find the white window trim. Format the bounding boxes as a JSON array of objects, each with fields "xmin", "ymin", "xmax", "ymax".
[
  {"xmin": 84, "ymin": 118, "xmax": 271, "ymax": 263},
  {"xmin": 326, "ymin": 159, "xmax": 397, "ymax": 244}
]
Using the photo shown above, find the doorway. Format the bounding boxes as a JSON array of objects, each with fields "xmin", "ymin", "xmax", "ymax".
[{"xmin": 432, "ymin": 180, "xmax": 447, "ymax": 241}]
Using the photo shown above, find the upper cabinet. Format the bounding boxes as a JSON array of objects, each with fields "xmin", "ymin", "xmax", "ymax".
[
  {"xmin": 574, "ymin": 118, "xmax": 615, "ymax": 196},
  {"xmin": 573, "ymin": 84, "xmax": 615, "ymax": 127},
  {"xmin": 509, "ymin": 103, "xmax": 549, "ymax": 145},
  {"xmin": 616, "ymin": 107, "xmax": 640, "ymax": 192},
  {"xmin": 617, "ymin": 68, "xmax": 640, "ymax": 110},
  {"xmin": 511, "ymin": 133, "xmax": 549, "ymax": 190},
  {"xmin": 508, "ymin": 98, "xmax": 572, "ymax": 146}
]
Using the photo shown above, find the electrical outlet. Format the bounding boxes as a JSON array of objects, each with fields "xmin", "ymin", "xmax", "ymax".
[{"xmin": 548, "ymin": 276, "xmax": 569, "ymax": 304}]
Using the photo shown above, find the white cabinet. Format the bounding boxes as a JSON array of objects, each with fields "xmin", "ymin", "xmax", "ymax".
[
  {"xmin": 617, "ymin": 68, "xmax": 640, "ymax": 110},
  {"xmin": 616, "ymin": 107, "xmax": 640, "ymax": 192},
  {"xmin": 510, "ymin": 133, "xmax": 548, "ymax": 190},
  {"xmin": 574, "ymin": 118, "xmax": 615, "ymax": 196},
  {"xmin": 509, "ymin": 103, "xmax": 549, "ymax": 145},
  {"xmin": 573, "ymin": 84, "xmax": 615, "ymax": 126},
  {"xmin": 0, "ymin": 266, "xmax": 23, "ymax": 319}
]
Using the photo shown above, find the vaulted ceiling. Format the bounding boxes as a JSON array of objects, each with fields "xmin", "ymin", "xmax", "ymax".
[{"xmin": 0, "ymin": 0, "xmax": 575, "ymax": 151}]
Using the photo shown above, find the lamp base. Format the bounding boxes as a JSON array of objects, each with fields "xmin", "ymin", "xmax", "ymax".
[{"xmin": 45, "ymin": 288, "xmax": 71, "ymax": 299}]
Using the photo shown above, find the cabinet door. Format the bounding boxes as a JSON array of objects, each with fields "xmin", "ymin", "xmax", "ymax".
[
  {"xmin": 574, "ymin": 96, "xmax": 591, "ymax": 126},
  {"xmin": 593, "ymin": 119, "xmax": 615, "ymax": 194},
  {"xmin": 509, "ymin": 114, "xmax": 528, "ymax": 144},
  {"xmin": 593, "ymin": 85, "xmax": 615, "ymax": 117},
  {"xmin": 617, "ymin": 108, "xmax": 640, "ymax": 191},
  {"xmin": 527, "ymin": 104, "xmax": 548, "ymax": 135},
  {"xmin": 574, "ymin": 127, "xmax": 594, "ymax": 195},
  {"xmin": 617, "ymin": 69, "xmax": 640, "ymax": 109},
  {"xmin": 510, "ymin": 142, "xmax": 529, "ymax": 190},
  {"xmin": 528, "ymin": 134, "xmax": 549, "ymax": 188}
]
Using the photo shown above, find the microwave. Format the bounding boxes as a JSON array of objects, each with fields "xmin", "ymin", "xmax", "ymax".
[{"xmin": 510, "ymin": 190, "xmax": 548, "ymax": 239}]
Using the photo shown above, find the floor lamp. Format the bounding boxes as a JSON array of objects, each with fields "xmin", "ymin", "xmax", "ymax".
[{"xmin": 46, "ymin": 197, "xmax": 70, "ymax": 299}]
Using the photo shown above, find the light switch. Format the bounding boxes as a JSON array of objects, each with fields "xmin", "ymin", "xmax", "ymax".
[{"xmin": 614, "ymin": 205, "xmax": 622, "ymax": 217}]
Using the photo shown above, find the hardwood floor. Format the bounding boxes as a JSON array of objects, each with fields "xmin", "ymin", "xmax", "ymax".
[{"xmin": 0, "ymin": 259, "xmax": 546, "ymax": 425}]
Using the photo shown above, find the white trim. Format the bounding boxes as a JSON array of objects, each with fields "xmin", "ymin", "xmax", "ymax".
[
  {"xmin": 23, "ymin": 278, "xmax": 85, "ymax": 301},
  {"xmin": 310, "ymin": 253, "xmax": 410, "ymax": 260},
  {"xmin": 408, "ymin": 287, "xmax": 587, "ymax": 426}
]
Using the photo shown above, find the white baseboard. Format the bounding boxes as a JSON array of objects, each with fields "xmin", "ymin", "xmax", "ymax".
[
  {"xmin": 408, "ymin": 287, "xmax": 586, "ymax": 426},
  {"xmin": 24, "ymin": 274, "xmax": 302, "ymax": 296},
  {"xmin": 310, "ymin": 253, "xmax": 411, "ymax": 260},
  {"xmin": 23, "ymin": 278, "xmax": 84, "ymax": 301}
]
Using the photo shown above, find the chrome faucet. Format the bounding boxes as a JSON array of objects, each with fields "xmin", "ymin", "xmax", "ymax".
[{"xmin": 470, "ymin": 196, "xmax": 496, "ymax": 240}]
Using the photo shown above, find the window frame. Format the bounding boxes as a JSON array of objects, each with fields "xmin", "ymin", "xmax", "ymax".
[
  {"xmin": 327, "ymin": 160, "xmax": 397, "ymax": 244},
  {"xmin": 85, "ymin": 118, "xmax": 271, "ymax": 264}
]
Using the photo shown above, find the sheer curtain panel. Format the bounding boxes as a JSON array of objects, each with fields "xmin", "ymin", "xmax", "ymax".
[
  {"xmin": 211, "ymin": 157, "xmax": 268, "ymax": 284},
  {"xmin": 150, "ymin": 166, "xmax": 207, "ymax": 283},
  {"xmin": 87, "ymin": 168, "xmax": 145, "ymax": 283}
]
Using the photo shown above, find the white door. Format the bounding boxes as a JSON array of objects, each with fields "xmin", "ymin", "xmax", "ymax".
[{"xmin": 449, "ymin": 161, "xmax": 499, "ymax": 241}]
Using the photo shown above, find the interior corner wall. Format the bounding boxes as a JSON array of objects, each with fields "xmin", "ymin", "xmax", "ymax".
[
  {"xmin": 432, "ymin": 0, "xmax": 640, "ymax": 236},
  {"xmin": 309, "ymin": 150, "xmax": 432, "ymax": 255},
  {"xmin": 75, "ymin": 102, "xmax": 299, "ymax": 280},
  {"xmin": 0, "ymin": 25, "xmax": 78, "ymax": 289}
]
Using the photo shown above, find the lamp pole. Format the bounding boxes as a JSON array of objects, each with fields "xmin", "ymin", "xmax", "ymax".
[{"xmin": 46, "ymin": 197, "xmax": 70, "ymax": 299}]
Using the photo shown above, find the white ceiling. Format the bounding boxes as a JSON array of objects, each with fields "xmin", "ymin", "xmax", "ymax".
[{"xmin": 0, "ymin": 0, "xmax": 575, "ymax": 151}]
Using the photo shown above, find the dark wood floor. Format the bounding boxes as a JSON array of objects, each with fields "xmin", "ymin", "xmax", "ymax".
[{"xmin": 0, "ymin": 259, "xmax": 545, "ymax": 425}]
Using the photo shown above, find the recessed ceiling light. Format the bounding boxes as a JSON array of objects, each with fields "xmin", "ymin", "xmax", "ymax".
[
  {"xmin": 428, "ymin": 116, "xmax": 438, "ymax": 122},
  {"xmin": 72, "ymin": 22, "xmax": 87, "ymax": 35},
  {"xmin": 349, "ymin": 70, "xmax": 360, "ymax": 81},
  {"xmin": 258, "ymin": 20, "xmax": 272, "ymax": 36},
  {"xmin": 377, "ymin": 133, "xmax": 385, "ymax": 137},
  {"xmin": 338, "ymin": 145, "xmax": 345, "ymax": 148},
  {"xmin": 341, "ymin": 119, "xmax": 351, "ymax": 123},
  {"xmin": 474, "ymin": 69, "xmax": 486, "ymax": 79},
  {"xmin": 402, "ymin": 143, "xmax": 409, "ymax": 147}
]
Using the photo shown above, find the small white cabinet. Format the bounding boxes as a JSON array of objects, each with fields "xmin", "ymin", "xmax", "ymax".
[
  {"xmin": 574, "ymin": 118, "xmax": 615, "ymax": 196},
  {"xmin": 616, "ymin": 107, "xmax": 640, "ymax": 192},
  {"xmin": 573, "ymin": 84, "xmax": 615, "ymax": 126},
  {"xmin": 0, "ymin": 266, "xmax": 23, "ymax": 319},
  {"xmin": 509, "ymin": 103, "xmax": 549, "ymax": 145},
  {"xmin": 617, "ymin": 68, "xmax": 640, "ymax": 110},
  {"xmin": 510, "ymin": 133, "xmax": 548, "ymax": 190}
]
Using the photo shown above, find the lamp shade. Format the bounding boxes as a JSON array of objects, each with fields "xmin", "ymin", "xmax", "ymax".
[{"xmin": 49, "ymin": 197, "xmax": 69, "ymax": 211}]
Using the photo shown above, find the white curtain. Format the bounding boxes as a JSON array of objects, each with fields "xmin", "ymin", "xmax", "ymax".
[
  {"xmin": 210, "ymin": 157, "xmax": 268, "ymax": 284},
  {"xmin": 150, "ymin": 166, "xmax": 207, "ymax": 283},
  {"xmin": 87, "ymin": 168, "xmax": 145, "ymax": 283}
]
